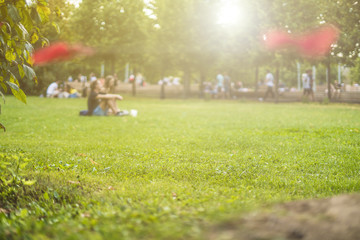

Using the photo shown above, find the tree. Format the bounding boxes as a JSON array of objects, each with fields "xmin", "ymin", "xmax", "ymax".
[
  {"xmin": 151, "ymin": 0, "xmax": 226, "ymax": 97},
  {"xmin": 18, "ymin": 0, "xmax": 72, "ymax": 95},
  {"xmin": 350, "ymin": 58, "xmax": 360, "ymax": 84},
  {"xmin": 151, "ymin": 0, "xmax": 195, "ymax": 96},
  {"xmin": 0, "ymin": 0, "xmax": 54, "ymax": 130},
  {"xmin": 70, "ymin": 0, "xmax": 149, "ymax": 79}
]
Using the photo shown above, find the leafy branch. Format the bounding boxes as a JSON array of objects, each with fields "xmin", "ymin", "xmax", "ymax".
[{"xmin": 0, "ymin": 0, "xmax": 59, "ymax": 128}]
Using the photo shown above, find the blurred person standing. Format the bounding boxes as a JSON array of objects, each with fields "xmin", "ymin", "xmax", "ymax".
[
  {"xmin": 224, "ymin": 73, "xmax": 231, "ymax": 99},
  {"xmin": 302, "ymin": 69, "xmax": 314, "ymax": 101},
  {"xmin": 307, "ymin": 69, "xmax": 315, "ymax": 101},
  {"xmin": 216, "ymin": 72, "xmax": 224, "ymax": 98},
  {"xmin": 263, "ymin": 70, "xmax": 275, "ymax": 100},
  {"xmin": 90, "ymin": 72, "xmax": 97, "ymax": 82}
]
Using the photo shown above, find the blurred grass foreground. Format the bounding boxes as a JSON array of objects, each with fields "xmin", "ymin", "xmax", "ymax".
[{"xmin": 0, "ymin": 96, "xmax": 360, "ymax": 239}]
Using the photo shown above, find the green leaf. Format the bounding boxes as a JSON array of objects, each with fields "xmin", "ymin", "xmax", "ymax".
[
  {"xmin": 15, "ymin": 0, "xmax": 27, "ymax": 8},
  {"xmin": 12, "ymin": 87, "xmax": 26, "ymax": 104},
  {"xmin": 51, "ymin": 22, "xmax": 60, "ymax": 34},
  {"xmin": 15, "ymin": 23, "xmax": 29, "ymax": 40},
  {"xmin": 19, "ymin": 209, "xmax": 28, "ymax": 218},
  {"xmin": 23, "ymin": 50, "xmax": 33, "ymax": 65},
  {"xmin": 7, "ymin": 4, "xmax": 21, "ymax": 23},
  {"xmin": 1, "ymin": 22, "xmax": 11, "ymax": 35},
  {"xmin": 18, "ymin": 64, "xmax": 25, "ymax": 78},
  {"xmin": 11, "ymin": 39, "xmax": 17, "ymax": 50},
  {"xmin": 23, "ymin": 64, "xmax": 36, "ymax": 81},
  {"xmin": 20, "ymin": 8, "xmax": 34, "ymax": 31},
  {"xmin": 5, "ymin": 177, "xmax": 13, "ymax": 185},
  {"xmin": 55, "ymin": 6, "xmax": 61, "ymax": 17},
  {"xmin": 38, "ymin": 0, "xmax": 48, "ymax": 6},
  {"xmin": 5, "ymin": 49, "xmax": 16, "ymax": 62},
  {"xmin": 22, "ymin": 179, "xmax": 36, "ymax": 186},
  {"xmin": 27, "ymin": 53, "xmax": 33, "ymax": 65},
  {"xmin": 10, "ymin": 73, "xmax": 20, "ymax": 86},
  {"xmin": 0, "ymin": 81, "xmax": 7, "ymax": 93},
  {"xmin": 0, "ymin": 161, "xmax": 10, "ymax": 166},
  {"xmin": 5, "ymin": 50, "xmax": 12, "ymax": 62},
  {"xmin": 43, "ymin": 191, "xmax": 50, "ymax": 200},
  {"xmin": 7, "ymin": 74, "xmax": 27, "ymax": 104},
  {"xmin": 0, "ymin": 6, "xmax": 6, "ymax": 21},
  {"xmin": 24, "ymin": 41, "xmax": 34, "ymax": 53},
  {"xmin": 30, "ymin": 32, "xmax": 38, "ymax": 44},
  {"xmin": 0, "ymin": 90, "xmax": 5, "ymax": 104},
  {"xmin": 53, "ymin": 190, "xmax": 59, "ymax": 199},
  {"xmin": 30, "ymin": 7, "xmax": 41, "ymax": 25},
  {"xmin": 36, "ymin": 5, "xmax": 50, "ymax": 23},
  {"xmin": 0, "ymin": 35, "xmax": 5, "ymax": 46},
  {"xmin": 16, "ymin": 47, "xmax": 22, "ymax": 56},
  {"xmin": 6, "ymin": 80, "xmax": 19, "ymax": 91},
  {"xmin": 20, "ymin": 162, "xmax": 28, "ymax": 169},
  {"xmin": 40, "ymin": 37, "xmax": 49, "ymax": 47}
]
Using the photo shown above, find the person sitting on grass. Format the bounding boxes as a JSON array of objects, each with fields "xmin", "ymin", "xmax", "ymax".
[
  {"xmin": 104, "ymin": 75, "xmax": 116, "ymax": 94},
  {"xmin": 46, "ymin": 80, "xmax": 61, "ymax": 98},
  {"xmin": 63, "ymin": 84, "xmax": 81, "ymax": 98},
  {"xmin": 87, "ymin": 80, "xmax": 126, "ymax": 116}
]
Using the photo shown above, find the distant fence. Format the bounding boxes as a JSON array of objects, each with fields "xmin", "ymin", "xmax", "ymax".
[{"xmin": 68, "ymin": 81, "xmax": 360, "ymax": 103}]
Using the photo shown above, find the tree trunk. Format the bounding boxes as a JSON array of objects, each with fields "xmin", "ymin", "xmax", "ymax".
[
  {"xmin": 199, "ymin": 71, "xmax": 206, "ymax": 98},
  {"xmin": 110, "ymin": 57, "xmax": 115, "ymax": 75},
  {"xmin": 275, "ymin": 64, "xmax": 280, "ymax": 103},
  {"xmin": 160, "ymin": 64, "xmax": 165, "ymax": 99},
  {"xmin": 183, "ymin": 66, "xmax": 191, "ymax": 99},
  {"xmin": 254, "ymin": 66, "xmax": 259, "ymax": 92},
  {"xmin": 327, "ymin": 59, "xmax": 332, "ymax": 100},
  {"xmin": 160, "ymin": 83, "xmax": 165, "ymax": 99},
  {"xmin": 132, "ymin": 67, "xmax": 136, "ymax": 97}
]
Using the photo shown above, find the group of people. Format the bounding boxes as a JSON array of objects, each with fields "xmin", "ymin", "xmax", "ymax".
[
  {"xmin": 46, "ymin": 80, "xmax": 81, "ymax": 98},
  {"xmin": 215, "ymin": 72, "xmax": 232, "ymax": 99},
  {"xmin": 158, "ymin": 76, "xmax": 181, "ymax": 86},
  {"xmin": 202, "ymin": 72, "xmax": 252, "ymax": 99},
  {"xmin": 204, "ymin": 73, "xmax": 250, "ymax": 99},
  {"xmin": 203, "ymin": 72, "xmax": 232, "ymax": 99},
  {"xmin": 46, "ymin": 74, "xmax": 126, "ymax": 116},
  {"xmin": 67, "ymin": 72, "xmax": 101, "ymax": 84},
  {"xmin": 129, "ymin": 73, "xmax": 146, "ymax": 87},
  {"xmin": 262, "ymin": 69, "xmax": 315, "ymax": 101}
]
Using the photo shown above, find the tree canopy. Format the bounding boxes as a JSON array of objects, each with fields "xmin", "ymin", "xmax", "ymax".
[
  {"xmin": 2, "ymin": 0, "xmax": 360, "ymax": 98},
  {"xmin": 0, "ymin": 0, "xmax": 59, "ymax": 103}
]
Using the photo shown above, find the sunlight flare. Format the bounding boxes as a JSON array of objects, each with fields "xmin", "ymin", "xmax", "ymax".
[{"xmin": 217, "ymin": 2, "xmax": 242, "ymax": 26}]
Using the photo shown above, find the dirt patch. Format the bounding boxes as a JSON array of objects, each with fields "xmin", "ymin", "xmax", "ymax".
[{"xmin": 208, "ymin": 194, "xmax": 360, "ymax": 240}]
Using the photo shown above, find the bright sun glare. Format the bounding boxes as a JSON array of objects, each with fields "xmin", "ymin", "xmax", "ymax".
[
  {"xmin": 217, "ymin": 3, "xmax": 241, "ymax": 26},
  {"xmin": 66, "ymin": 0, "xmax": 81, "ymax": 7}
]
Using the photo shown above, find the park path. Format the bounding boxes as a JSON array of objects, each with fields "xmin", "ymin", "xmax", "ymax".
[{"xmin": 208, "ymin": 193, "xmax": 360, "ymax": 240}]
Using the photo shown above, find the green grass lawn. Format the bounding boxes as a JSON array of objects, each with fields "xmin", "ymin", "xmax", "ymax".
[{"xmin": 1, "ymin": 96, "xmax": 360, "ymax": 239}]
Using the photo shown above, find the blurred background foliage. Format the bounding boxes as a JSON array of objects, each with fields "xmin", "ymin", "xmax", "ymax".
[{"xmin": 3, "ymin": 0, "xmax": 360, "ymax": 96}]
